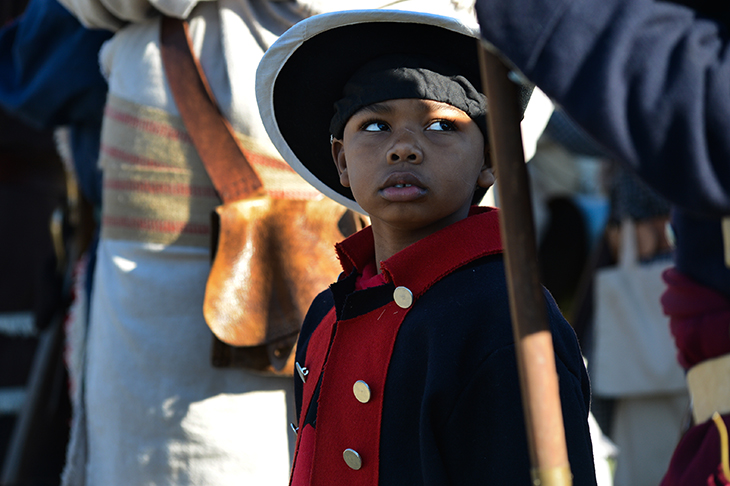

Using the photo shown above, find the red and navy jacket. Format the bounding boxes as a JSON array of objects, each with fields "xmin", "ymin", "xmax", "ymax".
[{"xmin": 291, "ymin": 207, "xmax": 597, "ymax": 485}]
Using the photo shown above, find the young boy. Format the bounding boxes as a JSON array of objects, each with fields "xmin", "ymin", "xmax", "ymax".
[{"xmin": 256, "ymin": 9, "xmax": 597, "ymax": 485}]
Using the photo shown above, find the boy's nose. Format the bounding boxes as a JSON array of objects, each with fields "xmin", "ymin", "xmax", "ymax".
[{"xmin": 387, "ymin": 130, "xmax": 423, "ymax": 164}]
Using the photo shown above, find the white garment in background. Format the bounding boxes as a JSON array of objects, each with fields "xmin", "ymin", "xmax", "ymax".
[
  {"xmin": 612, "ymin": 394, "xmax": 689, "ymax": 486},
  {"xmin": 84, "ymin": 241, "xmax": 294, "ymax": 484}
]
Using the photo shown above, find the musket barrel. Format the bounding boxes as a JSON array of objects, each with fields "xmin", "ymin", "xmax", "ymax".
[{"xmin": 478, "ymin": 42, "xmax": 572, "ymax": 486}]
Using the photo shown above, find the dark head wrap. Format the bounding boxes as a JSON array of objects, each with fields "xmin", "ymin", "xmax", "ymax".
[{"xmin": 330, "ymin": 55, "xmax": 488, "ymax": 139}]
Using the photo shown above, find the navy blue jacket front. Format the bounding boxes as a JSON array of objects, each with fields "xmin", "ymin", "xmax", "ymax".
[{"xmin": 293, "ymin": 208, "xmax": 597, "ymax": 485}]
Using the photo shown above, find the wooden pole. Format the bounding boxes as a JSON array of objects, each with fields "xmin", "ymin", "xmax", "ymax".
[{"xmin": 478, "ymin": 43, "xmax": 573, "ymax": 486}]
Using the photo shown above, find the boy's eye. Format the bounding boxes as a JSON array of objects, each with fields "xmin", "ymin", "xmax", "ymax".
[
  {"xmin": 426, "ymin": 120, "xmax": 456, "ymax": 131},
  {"xmin": 363, "ymin": 121, "xmax": 390, "ymax": 132}
]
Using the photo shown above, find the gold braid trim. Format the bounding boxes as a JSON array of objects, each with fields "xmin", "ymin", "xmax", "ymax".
[{"xmin": 712, "ymin": 412, "xmax": 730, "ymax": 482}]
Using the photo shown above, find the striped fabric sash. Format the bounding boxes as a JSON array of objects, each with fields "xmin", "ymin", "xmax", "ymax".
[{"xmin": 100, "ymin": 95, "xmax": 324, "ymax": 247}]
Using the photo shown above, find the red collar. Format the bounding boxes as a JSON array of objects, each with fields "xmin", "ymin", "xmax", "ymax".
[{"xmin": 336, "ymin": 206, "xmax": 503, "ymax": 298}]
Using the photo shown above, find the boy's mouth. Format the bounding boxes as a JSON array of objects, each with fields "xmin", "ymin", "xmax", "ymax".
[
  {"xmin": 381, "ymin": 172, "xmax": 423, "ymax": 189},
  {"xmin": 380, "ymin": 173, "xmax": 426, "ymax": 201}
]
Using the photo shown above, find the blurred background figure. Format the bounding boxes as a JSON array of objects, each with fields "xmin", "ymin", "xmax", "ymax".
[
  {"xmin": 527, "ymin": 110, "xmax": 691, "ymax": 486},
  {"xmin": 588, "ymin": 163, "xmax": 689, "ymax": 486},
  {"xmin": 475, "ymin": 0, "xmax": 730, "ymax": 480},
  {"xmin": 0, "ymin": 99, "xmax": 69, "ymax": 486},
  {"xmin": 0, "ymin": 0, "xmax": 111, "ymax": 483}
]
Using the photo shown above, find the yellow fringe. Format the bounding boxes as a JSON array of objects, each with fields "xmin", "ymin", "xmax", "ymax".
[{"xmin": 712, "ymin": 412, "xmax": 730, "ymax": 481}]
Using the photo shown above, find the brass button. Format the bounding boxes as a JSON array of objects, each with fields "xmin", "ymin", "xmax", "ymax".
[
  {"xmin": 353, "ymin": 380, "xmax": 371, "ymax": 403},
  {"xmin": 343, "ymin": 448, "xmax": 362, "ymax": 470},
  {"xmin": 393, "ymin": 286, "xmax": 413, "ymax": 308}
]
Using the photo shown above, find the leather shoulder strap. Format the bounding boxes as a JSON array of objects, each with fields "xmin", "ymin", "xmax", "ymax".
[{"xmin": 159, "ymin": 15, "xmax": 263, "ymax": 203}]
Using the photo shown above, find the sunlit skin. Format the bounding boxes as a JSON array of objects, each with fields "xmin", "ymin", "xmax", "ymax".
[{"xmin": 332, "ymin": 98, "xmax": 495, "ymax": 268}]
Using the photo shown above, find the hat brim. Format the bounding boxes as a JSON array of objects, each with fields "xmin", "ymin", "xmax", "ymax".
[{"xmin": 256, "ymin": 9, "xmax": 526, "ymax": 214}]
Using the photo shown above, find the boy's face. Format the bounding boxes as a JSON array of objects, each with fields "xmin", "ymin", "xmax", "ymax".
[{"xmin": 332, "ymin": 98, "xmax": 493, "ymax": 241}]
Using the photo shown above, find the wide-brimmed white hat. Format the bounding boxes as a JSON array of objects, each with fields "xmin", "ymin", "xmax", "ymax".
[{"xmin": 256, "ymin": 9, "xmax": 532, "ymax": 214}]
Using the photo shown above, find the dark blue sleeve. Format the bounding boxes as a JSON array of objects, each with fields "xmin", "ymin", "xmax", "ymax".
[
  {"xmin": 0, "ymin": 0, "xmax": 111, "ymax": 129},
  {"xmin": 475, "ymin": 0, "xmax": 730, "ymax": 217},
  {"xmin": 437, "ymin": 292, "xmax": 596, "ymax": 486},
  {"xmin": 440, "ymin": 345, "xmax": 596, "ymax": 485},
  {"xmin": 0, "ymin": 0, "xmax": 112, "ymax": 204}
]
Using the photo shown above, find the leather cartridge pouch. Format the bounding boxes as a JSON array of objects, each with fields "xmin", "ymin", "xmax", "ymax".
[
  {"xmin": 160, "ymin": 16, "xmax": 362, "ymax": 375},
  {"xmin": 206, "ymin": 197, "xmax": 360, "ymax": 374}
]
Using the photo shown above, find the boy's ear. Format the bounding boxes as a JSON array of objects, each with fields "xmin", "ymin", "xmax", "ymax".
[
  {"xmin": 331, "ymin": 138, "xmax": 351, "ymax": 188},
  {"xmin": 477, "ymin": 152, "xmax": 495, "ymax": 189}
]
